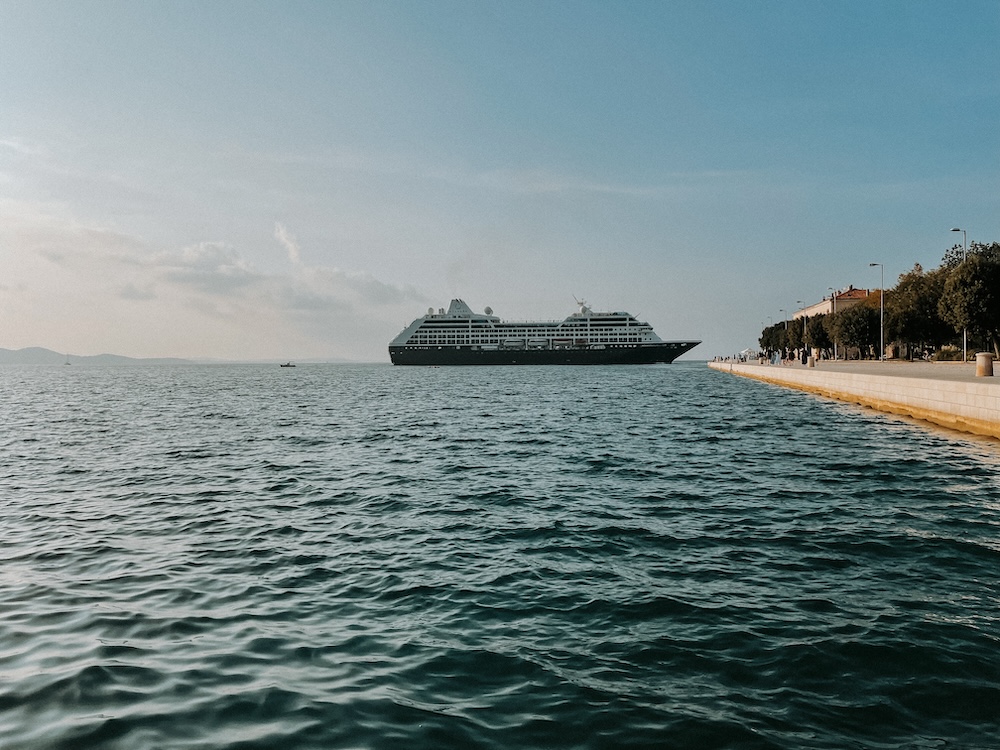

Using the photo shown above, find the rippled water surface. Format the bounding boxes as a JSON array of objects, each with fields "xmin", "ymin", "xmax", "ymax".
[{"xmin": 2, "ymin": 362, "xmax": 999, "ymax": 749}]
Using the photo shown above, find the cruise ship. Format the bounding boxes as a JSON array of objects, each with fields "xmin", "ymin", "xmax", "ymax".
[{"xmin": 389, "ymin": 299, "xmax": 700, "ymax": 366}]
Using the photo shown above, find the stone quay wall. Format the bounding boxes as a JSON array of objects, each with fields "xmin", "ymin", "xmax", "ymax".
[{"xmin": 708, "ymin": 361, "xmax": 1000, "ymax": 440}]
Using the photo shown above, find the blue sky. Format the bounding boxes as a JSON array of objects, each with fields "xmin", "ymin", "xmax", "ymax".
[{"xmin": 1, "ymin": 0, "xmax": 997, "ymax": 360}]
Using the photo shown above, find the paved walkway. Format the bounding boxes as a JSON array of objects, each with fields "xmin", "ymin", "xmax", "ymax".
[{"xmin": 721, "ymin": 359, "xmax": 999, "ymax": 385}]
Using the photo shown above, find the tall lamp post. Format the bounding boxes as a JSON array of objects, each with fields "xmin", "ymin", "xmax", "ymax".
[
  {"xmin": 869, "ymin": 263, "xmax": 884, "ymax": 360},
  {"xmin": 951, "ymin": 228, "xmax": 968, "ymax": 362},
  {"xmin": 828, "ymin": 287, "xmax": 838, "ymax": 360},
  {"xmin": 778, "ymin": 309, "xmax": 786, "ymax": 360}
]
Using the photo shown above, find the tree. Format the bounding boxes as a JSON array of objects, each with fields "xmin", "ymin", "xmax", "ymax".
[
  {"xmin": 941, "ymin": 243, "xmax": 966, "ymax": 270},
  {"xmin": 804, "ymin": 313, "xmax": 832, "ymax": 353},
  {"xmin": 939, "ymin": 254, "xmax": 1000, "ymax": 357},
  {"xmin": 830, "ymin": 302, "xmax": 880, "ymax": 358},
  {"xmin": 942, "ymin": 241, "xmax": 1000, "ymax": 269},
  {"xmin": 758, "ymin": 323, "xmax": 787, "ymax": 354},
  {"xmin": 885, "ymin": 264, "xmax": 951, "ymax": 356},
  {"xmin": 970, "ymin": 241, "xmax": 1000, "ymax": 263},
  {"xmin": 785, "ymin": 317, "xmax": 803, "ymax": 351}
]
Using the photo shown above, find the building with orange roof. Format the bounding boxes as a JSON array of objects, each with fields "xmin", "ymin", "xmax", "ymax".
[{"xmin": 794, "ymin": 286, "xmax": 873, "ymax": 319}]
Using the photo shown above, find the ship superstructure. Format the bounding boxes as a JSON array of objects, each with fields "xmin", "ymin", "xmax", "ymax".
[{"xmin": 389, "ymin": 299, "xmax": 699, "ymax": 366}]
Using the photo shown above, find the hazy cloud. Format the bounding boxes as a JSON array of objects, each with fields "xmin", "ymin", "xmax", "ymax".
[
  {"xmin": 471, "ymin": 169, "xmax": 658, "ymax": 197},
  {"xmin": 118, "ymin": 283, "xmax": 156, "ymax": 300},
  {"xmin": 274, "ymin": 222, "xmax": 302, "ymax": 264},
  {"xmin": 0, "ymin": 204, "xmax": 430, "ymax": 359},
  {"xmin": 156, "ymin": 242, "xmax": 259, "ymax": 294},
  {"xmin": 0, "ymin": 137, "xmax": 46, "ymax": 156}
]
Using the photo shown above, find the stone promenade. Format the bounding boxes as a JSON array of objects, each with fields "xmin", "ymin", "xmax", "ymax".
[{"xmin": 708, "ymin": 358, "xmax": 999, "ymax": 440}]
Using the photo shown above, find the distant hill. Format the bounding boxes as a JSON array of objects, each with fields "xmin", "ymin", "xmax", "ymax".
[{"xmin": 0, "ymin": 347, "xmax": 192, "ymax": 366}]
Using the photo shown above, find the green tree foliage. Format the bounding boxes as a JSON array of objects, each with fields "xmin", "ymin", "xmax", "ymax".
[
  {"xmin": 804, "ymin": 314, "xmax": 832, "ymax": 351},
  {"xmin": 785, "ymin": 317, "xmax": 804, "ymax": 350},
  {"xmin": 830, "ymin": 302, "xmax": 880, "ymax": 358},
  {"xmin": 939, "ymin": 253, "xmax": 1000, "ymax": 357},
  {"xmin": 885, "ymin": 264, "xmax": 951, "ymax": 355},
  {"xmin": 941, "ymin": 243, "xmax": 966, "ymax": 270},
  {"xmin": 942, "ymin": 241, "xmax": 1000, "ymax": 269},
  {"xmin": 975, "ymin": 241, "xmax": 1000, "ymax": 263},
  {"xmin": 758, "ymin": 323, "xmax": 786, "ymax": 353}
]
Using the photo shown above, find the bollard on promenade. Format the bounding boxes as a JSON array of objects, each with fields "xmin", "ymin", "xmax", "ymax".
[{"xmin": 975, "ymin": 352, "xmax": 994, "ymax": 377}]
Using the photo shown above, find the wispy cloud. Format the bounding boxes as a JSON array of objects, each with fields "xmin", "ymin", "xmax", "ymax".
[
  {"xmin": 467, "ymin": 168, "xmax": 657, "ymax": 197},
  {"xmin": 0, "ymin": 206, "xmax": 426, "ymax": 359},
  {"xmin": 0, "ymin": 137, "xmax": 47, "ymax": 156},
  {"xmin": 274, "ymin": 222, "xmax": 301, "ymax": 264},
  {"xmin": 118, "ymin": 282, "xmax": 156, "ymax": 300},
  {"xmin": 156, "ymin": 242, "xmax": 258, "ymax": 294},
  {"xmin": 216, "ymin": 142, "xmax": 751, "ymax": 200}
]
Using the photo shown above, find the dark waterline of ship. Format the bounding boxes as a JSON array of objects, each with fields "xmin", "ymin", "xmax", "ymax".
[{"xmin": 2, "ymin": 362, "xmax": 999, "ymax": 749}]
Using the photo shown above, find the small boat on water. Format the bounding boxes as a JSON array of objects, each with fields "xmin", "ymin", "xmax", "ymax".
[{"xmin": 280, "ymin": 362, "xmax": 296, "ymax": 367}]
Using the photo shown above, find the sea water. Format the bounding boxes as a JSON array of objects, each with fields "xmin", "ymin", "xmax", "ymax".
[{"xmin": 1, "ymin": 362, "xmax": 998, "ymax": 749}]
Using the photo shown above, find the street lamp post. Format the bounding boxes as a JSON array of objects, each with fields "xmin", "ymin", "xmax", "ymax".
[
  {"xmin": 869, "ymin": 263, "xmax": 884, "ymax": 360},
  {"xmin": 828, "ymin": 287, "xmax": 838, "ymax": 360},
  {"xmin": 951, "ymin": 228, "xmax": 968, "ymax": 362},
  {"xmin": 778, "ymin": 309, "xmax": 787, "ymax": 361}
]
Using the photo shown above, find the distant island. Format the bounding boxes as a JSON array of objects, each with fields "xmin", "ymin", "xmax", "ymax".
[
  {"xmin": 0, "ymin": 347, "xmax": 192, "ymax": 366},
  {"xmin": 0, "ymin": 347, "xmax": 359, "ymax": 366}
]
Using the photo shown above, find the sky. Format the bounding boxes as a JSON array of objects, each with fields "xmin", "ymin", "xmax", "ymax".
[{"xmin": 1, "ymin": 0, "xmax": 997, "ymax": 361}]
